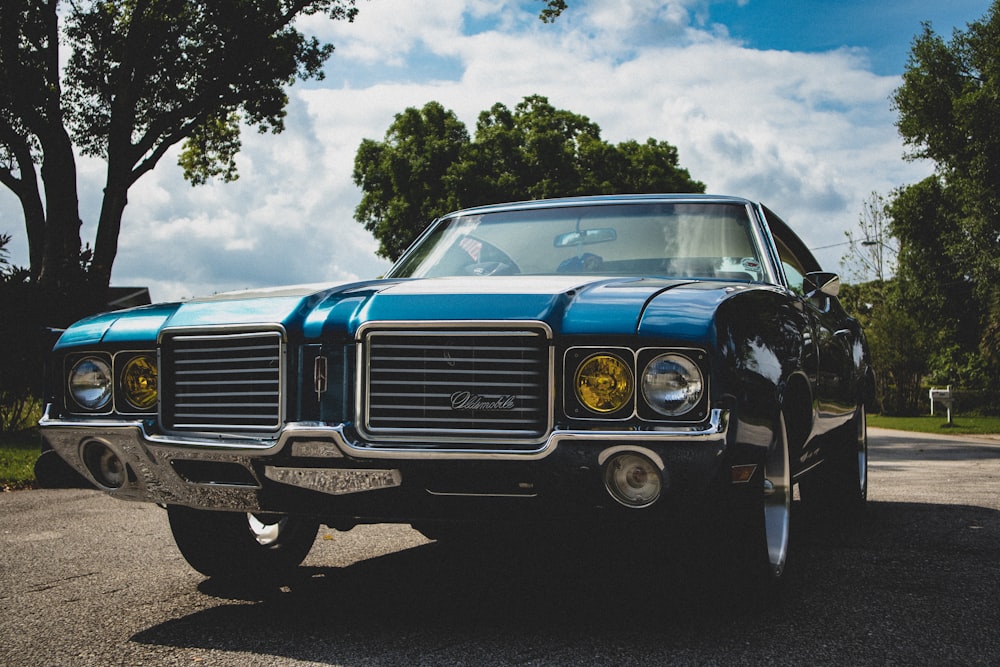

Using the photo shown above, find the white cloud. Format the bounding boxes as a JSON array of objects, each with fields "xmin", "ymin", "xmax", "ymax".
[{"xmin": 2, "ymin": 0, "xmax": 933, "ymax": 302}]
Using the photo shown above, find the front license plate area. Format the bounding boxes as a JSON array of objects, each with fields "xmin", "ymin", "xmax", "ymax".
[{"xmin": 264, "ymin": 467, "xmax": 402, "ymax": 495}]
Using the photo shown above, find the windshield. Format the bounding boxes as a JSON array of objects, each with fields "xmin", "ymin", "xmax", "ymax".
[{"xmin": 388, "ymin": 202, "xmax": 766, "ymax": 282}]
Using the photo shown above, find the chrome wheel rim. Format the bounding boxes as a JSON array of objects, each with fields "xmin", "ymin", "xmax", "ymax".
[
  {"xmin": 763, "ymin": 415, "xmax": 791, "ymax": 577},
  {"xmin": 857, "ymin": 404, "xmax": 868, "ymax": 500},
  {"xmin": 248, "ymin": 514, "xmax": 288, "ymax": 546}
]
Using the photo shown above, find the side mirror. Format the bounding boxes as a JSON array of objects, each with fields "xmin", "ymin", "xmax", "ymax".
[{"xmin": 803, "ymin": 271, "xmax": 840, "ymax": 298}]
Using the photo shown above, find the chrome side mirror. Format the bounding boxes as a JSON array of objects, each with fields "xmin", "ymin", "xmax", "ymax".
[{"xmin": 803, "ymin": 271, "xmax": 840, "ymax": 298}]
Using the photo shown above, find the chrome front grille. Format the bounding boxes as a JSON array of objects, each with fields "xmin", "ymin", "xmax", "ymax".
[
  {"xmin": 362, "ymin": 326, "xmax": 552, "ymax": 443},
  {"xmin": 160, "ymin": 330, "xmax": 284, "ymax": 432}
]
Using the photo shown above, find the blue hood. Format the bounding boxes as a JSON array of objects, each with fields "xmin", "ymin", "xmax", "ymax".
[{"xmin": 55, "ymin": 276, "xmax": 746, "ymax": 348}]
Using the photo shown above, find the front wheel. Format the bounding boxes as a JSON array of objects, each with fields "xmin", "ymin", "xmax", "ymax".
[
  {"xmin": 167, "ymin": 506, "xmax": 319, "ymax": 580},
  {"xmin": 760, "ymin": 412, "xmax": 792, "ymax": 579},
  {"xmin": 720, "ymin": 413, "xmax": 791, "ymax": 583}
]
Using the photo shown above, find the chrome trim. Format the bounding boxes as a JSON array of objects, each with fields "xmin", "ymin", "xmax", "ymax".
[
  {"xmin": 64, "ymin": 352, "xmax": 114, "ymax": 416},
  {"xmin": 749, "ymin": 203, "xmax": 785, "ymax": 286},
  {"xmin": 157, "ymin": 325, "xmax": 287, "ymax": 434},
  {"xmin": 39, "ymin": 407, "xmax": 729, "ymax": 510},
  {"xmin": 564, "ymin": 346, "xmax": 635, "ymax": 421},
  {"xmin": 61, "ymin": 349, "xmax": 161, "ymax": 417},
  {"xmin": 42, "ymin": 406, "xmax": 727, "ymax": 460},
  {"xmin": 425, "ymin": 490, "xmax": 538, "ymax": 498},
  {"xmin": 565, "ymin": 345, "xmax": 710, "ymax": 423},
  {"xmin": 264, "ymin": 466, "xmax": 401, "ymax": 496},
  {"xmin": 356, "ymin": 320, "xmax": 555, "ymax": 445},
  {"xmin": 156, "ymin": 322, "xmax": 289, "ymax": 344},
  {"xmin": 113, "ymin": 351, "xmax": 159, "ymax": 415},
  {"xmin": 596, "ymin": 446, "xmax": 665, "ymax": 471}
]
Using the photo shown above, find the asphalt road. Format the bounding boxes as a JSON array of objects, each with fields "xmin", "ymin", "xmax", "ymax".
[{"xmin": 1, "ymin": 428, "xmax": 998, "ymax": 666}]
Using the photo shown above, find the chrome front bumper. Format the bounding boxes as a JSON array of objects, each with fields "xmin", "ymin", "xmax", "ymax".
[{"xmin": 39, "ymin": 407, "xmax": 731, "ymax": 512}]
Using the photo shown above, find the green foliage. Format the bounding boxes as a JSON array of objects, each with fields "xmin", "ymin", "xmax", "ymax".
[
  {"xmin": 1, "ymin": 234, "xmax": 104, "ymax": 435},
  {"xmin": 61, "ymin": 0, "xmax": 355, "ymax": 177},
  {"xmin": 1, "ymin": 0, "xmax": 361, "ymax": 291},
  {"xmin": 177, "ymin": 113, "xmax": 243, "ymax": 186},
  {"xmin": 0, "ymin": 428, "xmax": 42, "ymax": 489},
  {"xmin": 354, "ymin": 95, "xmax": 705, "ymax": 260},
  {"xmin": 891, "ymin": 1, "xmax": 1000, "ymax": 393},
  {"xmin": 841, "ymin": 280, "xmax": 932, "ymax": 416},
  {"xmin": 353, "ymin": 102, "xmax": 470, "ymax": 260},
  {"xmin": 538, "ymin": 0, "xmax": 568, "ymax": 23},
  {"xmin": 2, "ymin": 0, "xmax": 571, "ymax": 291}
]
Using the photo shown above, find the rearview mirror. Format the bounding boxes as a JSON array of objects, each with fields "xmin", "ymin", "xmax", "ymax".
[{"xmin": 553, "ymin": 228, "xmax": 617, "ymax": 248}]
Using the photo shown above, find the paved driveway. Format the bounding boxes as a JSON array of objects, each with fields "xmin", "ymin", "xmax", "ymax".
[{"xmin": 1, "ymin": 428, "xmax": 998, "ymax": 666}]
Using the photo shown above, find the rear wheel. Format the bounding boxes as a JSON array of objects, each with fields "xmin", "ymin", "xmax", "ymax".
[
  {"xmin": 800, "ymin": 403, "xmax": 868, "ymax": 516},
  {"xmin": 167, "ymin": 506, "xmax": 319, "ymax": 580}
]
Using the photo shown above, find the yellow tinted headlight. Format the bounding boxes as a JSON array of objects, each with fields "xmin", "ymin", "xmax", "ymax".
[
  {"xmin": 121, "ymin": 355, "xmax": 158, "ymax": 410},
  {"xmin": 575, "ymin": 353, "xmax": 633, "ymax": 413}
]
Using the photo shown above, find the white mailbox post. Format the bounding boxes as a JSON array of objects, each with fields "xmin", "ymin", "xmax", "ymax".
[{"xmin": 929, "ymin": 385, "xmax": 955, "ymax": 424}]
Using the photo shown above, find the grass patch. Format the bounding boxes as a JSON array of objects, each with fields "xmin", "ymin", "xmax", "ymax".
[
  {"xmin": 868, "ymin": 414, "xmax": 1000, "ymax": 436},
  {"xmin": 0, "ymin": 427, "xmax": 40, "ymax": 490}
]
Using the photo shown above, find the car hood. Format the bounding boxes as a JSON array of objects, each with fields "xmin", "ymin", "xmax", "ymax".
[{"xmin": 55, "ymin": 276, "xmax": 748, "ymax": 348}]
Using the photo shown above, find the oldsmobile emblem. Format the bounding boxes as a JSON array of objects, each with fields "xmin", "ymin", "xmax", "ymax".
[{"xmin": 450, "ymin": 390, "xmax": 516, "ymax": 411}]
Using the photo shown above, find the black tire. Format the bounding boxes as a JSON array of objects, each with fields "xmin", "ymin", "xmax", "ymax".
[
  {"xmin": 800, "ymin": 403, "xmax": 868, "ymax": 516},
  {"xmin": 167, "ymin": 506, "xmax": 319, "ymax": 580}
]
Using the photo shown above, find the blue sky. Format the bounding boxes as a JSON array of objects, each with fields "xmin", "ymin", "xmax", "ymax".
[
  {"xmin": 0, "ymin": 0, "xmax": 992, "ymax": 301},
  {"xmin": 708, "ymin": 0, "xmax": 987, "ymax": 74}
]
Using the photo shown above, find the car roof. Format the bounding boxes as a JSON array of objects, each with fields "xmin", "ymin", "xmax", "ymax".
[{"xmin": 443, "ymin": 194, "xmax": 756, "ymax": 218}]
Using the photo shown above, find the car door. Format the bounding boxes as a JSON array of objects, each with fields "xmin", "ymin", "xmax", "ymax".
[{"xmin": 762, "ymin": 208, "xmax": 857, "ymax": 445}]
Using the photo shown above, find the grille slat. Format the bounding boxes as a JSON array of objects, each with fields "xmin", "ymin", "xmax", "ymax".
[
  {"xmin": 161, "ymin": 330, "xmax": 283, "ymax": 432},
  {"xmin": 364, "ymin": 328, "xmax": 550, "ymax": 442}
]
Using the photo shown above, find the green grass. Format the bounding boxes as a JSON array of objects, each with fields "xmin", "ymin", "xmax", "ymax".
[
  {"xmin": 0, "ymin": 428, "xmax": 41, "ymax": 490},
  {"xmin": 868, "ymin": 413, "xmax": 1000, "ymax": 436}
]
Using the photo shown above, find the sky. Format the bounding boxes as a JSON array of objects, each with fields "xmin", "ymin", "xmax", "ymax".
[{"xmin": 0, "ymin": 0, "xmax": 992, "ymax": 302}]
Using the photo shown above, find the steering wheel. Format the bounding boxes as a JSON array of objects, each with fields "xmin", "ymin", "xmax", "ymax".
[{"xmin": 458, "ymin": 236, "xmax": 520, "ymax": 276}]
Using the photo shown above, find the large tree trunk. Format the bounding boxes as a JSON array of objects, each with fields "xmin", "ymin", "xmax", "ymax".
[
  {"xmin": 36, "ymin": 130, "xmax": 83, "ymax": 292},
  {"xmin": 89, "ymin": 133, "xmax": 137, "ymax": 293},
  {"xmin": 0, "ymin": 126, "xmax": 46, "ymax": 278},
  {"xmin": 91, "ymin": 181, "xmax": 128, "ymax": 294}
]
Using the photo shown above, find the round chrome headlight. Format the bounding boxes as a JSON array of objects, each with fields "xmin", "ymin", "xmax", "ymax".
[
  {"xmin": 121, "ymin": 355, "xmax": 158, "ymax": 410},
  {"xmin": 68, "ymin": 356, "xmax": 113, "ymax": 411},
  {"xmin": 604, "ymin": 452, "xmax": 662, "ymax": 508},
  {"xmin": 641, "ymin": 353, "xmax": 704, "ymax": 417},
  {"xmin": 575, "ymin": 353, "xmax": 633, "ymax": 414}
]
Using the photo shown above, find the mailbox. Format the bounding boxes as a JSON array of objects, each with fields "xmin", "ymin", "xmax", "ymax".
[{"xmin": 929, "ymin": 385, "xmax": 955, "ymax": 423}]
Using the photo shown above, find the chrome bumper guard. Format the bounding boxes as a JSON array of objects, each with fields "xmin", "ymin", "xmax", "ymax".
[{"xmin": 39, "ymin": 408, "xmax": 730, "ymax": 512}]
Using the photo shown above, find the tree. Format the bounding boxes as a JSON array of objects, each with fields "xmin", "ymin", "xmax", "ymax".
[
  {"xmin": 838, "ymin": 192, "xmax": 930, "ymax": 415},
  {"xmin": 891, "ymin": 0, "xmax": 1000, "ymax": 393},
  {"xmin": 852, "ymin": 280, "xmax": 932, "ymax": 416},
  {"xmin": 0, "ymin": 1, "xmax": 573, "ymax": 298},
  {"xmin": 353, "ymin": 102, "xmax": 470, "ymax": 261},
  {"xmin": 1, "ymin": 0, "xmax": 362, "ymax": 295},
  {"xmin": 354, "ymin": 95, "xmax": 705, "ymax": 260},
  {"xmin": 840, "ymin": 192, "xmax": 897, "ymax": 284},
  {"xmin": 1, "ymin": 1, "xmax": 571, "ymax": 435}
]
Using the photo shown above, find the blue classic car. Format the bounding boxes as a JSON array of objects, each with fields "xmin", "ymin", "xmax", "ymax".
[{"xmin": 40, "ymin": 194, "xmax": 872, "ymax": 582}]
